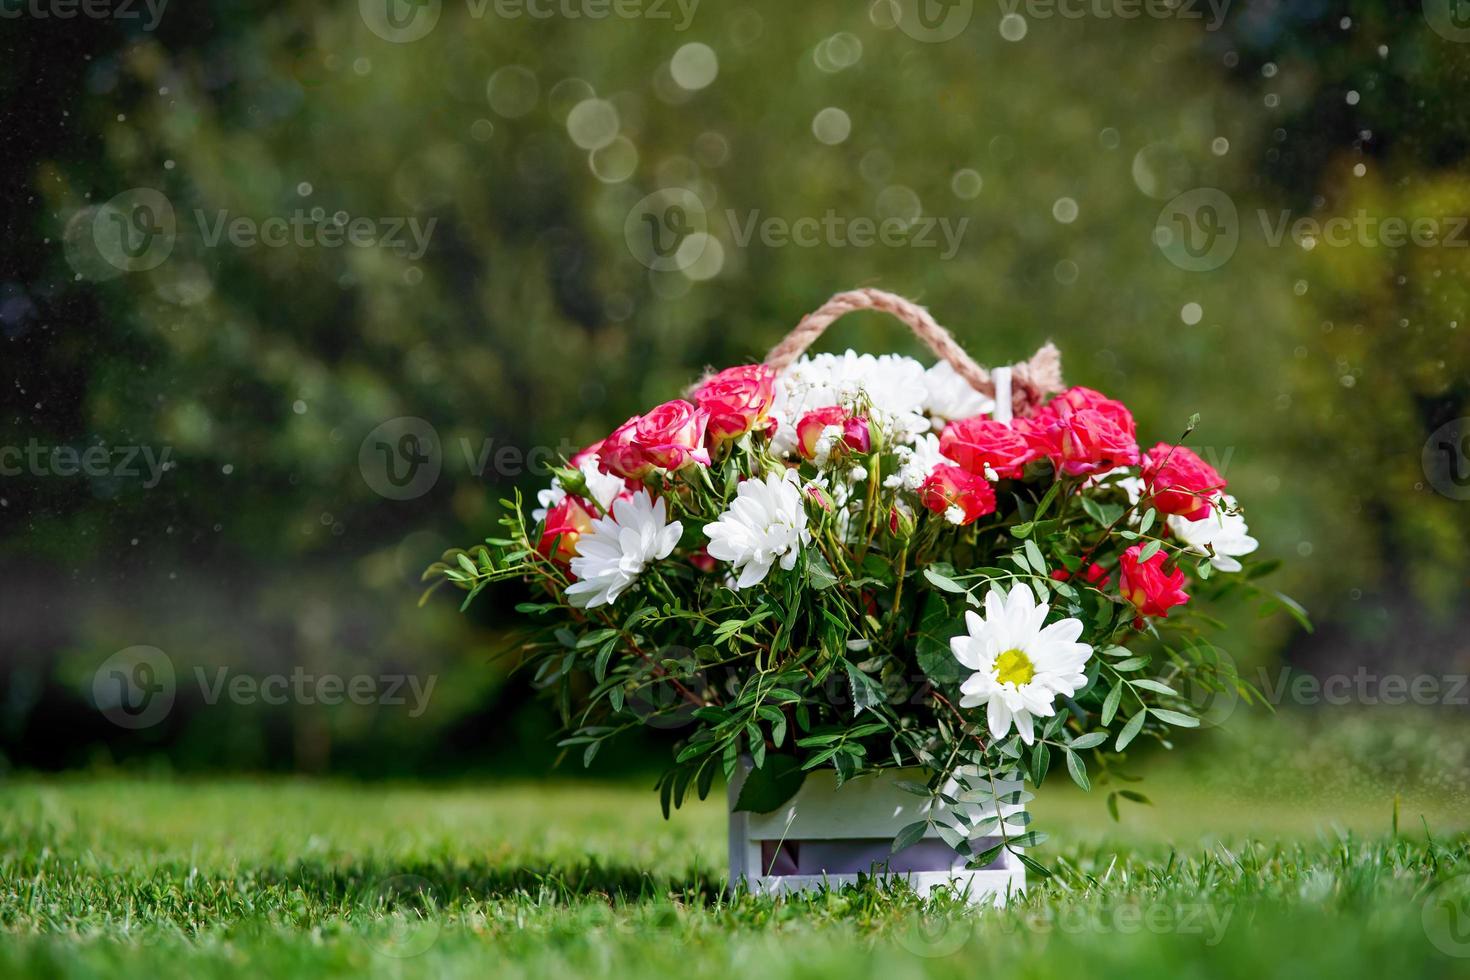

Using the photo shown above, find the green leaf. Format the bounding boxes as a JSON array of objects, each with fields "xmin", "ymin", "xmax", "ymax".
[
  {"xmin": 1116, "ymin": 709, "xmax": 1147, "ymax": 751},
  {"xmin": 922, "ymin": 568, "xmax": 968, "ymax": 594},
  {"xmin": 1101, "ymin": 683, "xmax": 1122, "ymax": 726},
  {"xmin": 844, "ymin": 660, "xmax": 885, "ymax": 716},
  {"xmin": 1064, "ymin": 749, "xmax": 1090, "ymax": 791},
  {"xmin": 1139, "ymin": 540, "xmax": 1163, "ymax": 562},
  {"xmin": 1023, "ymin": 539, "xmax": 1046, "ymax": 575},
  {"xmin": 891, "ymin": 820, "xmax": 929, "ymax": 854},
  {"xmin": 732, "ymin": 755, "xmax": 806, "ymax": 814},
  {"xmin": 1130, "ymin": 678, "xmax": 1178, "ymax": 696},
  {"xmin": 1150, "ymin": 708, "xmax": 1201, "ymax": 728},
  {"xmin": 806, "ymin": 552, "xmax": 839, "ymax": 590},
  {"xmin": 1068, "ymin": 732, "xmax": 1107, "ymax": 750},
  {"xmin": 1015, "ymin": 853, "xmax": 1053, "ymax": 877},
  {"xmin": 915, "ymin": 593, "xmax": 966, "ymax": 685},
  {"xmin": 1029, "ymin": 743, "xmax": 1051, "ymax": 786}
]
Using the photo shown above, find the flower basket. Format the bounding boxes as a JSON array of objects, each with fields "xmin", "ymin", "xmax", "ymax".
[
  {"xmin": 430, "ymin": 287, "xmax": 1300, "ymax": 896},
  {"xmin": 728, "ymin": 758, "xmax": 1026, "ymax": 904}
]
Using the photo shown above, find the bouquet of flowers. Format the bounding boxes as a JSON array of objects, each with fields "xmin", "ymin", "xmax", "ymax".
[{"xmin": 428, "ymin": 289, "xmax": 1301, "ymax": 872}]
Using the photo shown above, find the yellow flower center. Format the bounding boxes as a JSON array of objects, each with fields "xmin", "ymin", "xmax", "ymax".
[{"xmin": 994, "ymin": 648, "xmax": 1036, "ymax": 687}]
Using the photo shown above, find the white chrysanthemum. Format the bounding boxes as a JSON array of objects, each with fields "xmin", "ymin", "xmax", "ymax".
[
  {"xmin": 703, "ymin": 471, "xmax": 812, "ymax": 589},
  {"xmin": 950, "ymin": 583, "xmax": 1094, "ymax": 744},
  {"xmin": 533, "ymin": 453, "xmax": 626, "ymax": 521},
  {"xmin": 769, "ymin": 350, "xmax": 929, "ymax": 456},
  {"xmin": 885, "ymin": 432, "xmax": 945, "ymax": 491},
  {"xmin": 565, "ymin": 490, "xmax": 682, "ymax": 609},
  {"xmin": 1167, "ymin": 495, "xmax": 1258, "ymax": 572},
  {"xmin": 923, "ymin": 360, "xmax": 996, "ymax": 426}
]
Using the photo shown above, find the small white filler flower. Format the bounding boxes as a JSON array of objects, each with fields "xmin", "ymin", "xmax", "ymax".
[
  {"xmin": 1167, "ymin": 495, "xmax": 1259, "ymax": 573},
  {"xmin": 565, "ymin": 489, "xmax": 682, "ymax": 609},
  {"xmin": 950, "ymin": 583, "xmax": 1094, "ymax": 744},
  {"xmin": 703, "ymin": 471, "xmax": 812, "ymax": 589}
]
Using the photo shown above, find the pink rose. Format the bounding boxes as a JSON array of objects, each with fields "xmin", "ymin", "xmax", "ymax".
[
  {"xmin": 598, "ymin": 401, "xmax": 712, "ymax": 479},
  {"xmin": 536, "ymin": 495, "xmax": 596, "ymax": 564},
  {"xmin": 598, "ymin": 415, "xmax": 653, "ymax": 480},
  {"xmin": 795, "ymin": 406, "xmax": 871, "ymax": 460},
  {"xmin": 918, "ymin": 464, "xmax": 997, "ymax": 525},
  {"xmin": 1141, "ymin": 443, "xmax": 1225, "ymax": 520},
  {"xmin": 634, "ymin": 400, "xmax": 711, "ymax": 471},
  {"xmin": 939, "ymin": 416, "xmax": 1038, "ymax": 479},
  {"xmin": 1118, "ymin": 544, "xmax": 1189, "ymax": 618},
  {"xmin": 692, "ymin": 365, "xmax": 777, "ymax": 445}
]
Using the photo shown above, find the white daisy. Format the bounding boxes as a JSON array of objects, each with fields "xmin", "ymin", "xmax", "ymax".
[
  {"xmin": 532, "ymin": 453, "xmax": 626, "ymax": 522},
  {"xmin": 923, "ymin": 360, "xmax": 995, "ymax": 426},
  {"xmin": 1167, "ymin": 495, "xmax": 1258, "ymax": 573},
  {"xmin": 703, "ymin": 471, "xmax": 812, "ymax": 589},
  {"xmin": 565, "ymin": 490, "xmax": 682, "ymax": 609},
  {"xmin": 950, "ymin": 583, "xmax": 1094, "ymax": 744}
]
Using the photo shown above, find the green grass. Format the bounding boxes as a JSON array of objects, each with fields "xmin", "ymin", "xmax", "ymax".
[{"xmin": 5, "ymin": 718, "xmax": 1470, "ymax": 979}]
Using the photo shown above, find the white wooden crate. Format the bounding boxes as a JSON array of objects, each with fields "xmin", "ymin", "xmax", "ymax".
[{"xmin": 727, "ymin": 762, "xmax": 1026, "ymax": 906}]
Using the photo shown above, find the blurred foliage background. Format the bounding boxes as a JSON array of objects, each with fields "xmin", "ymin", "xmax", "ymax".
[{"xmin": 1, "ymin": 0, "xmax": 1467, "ymax": 779}]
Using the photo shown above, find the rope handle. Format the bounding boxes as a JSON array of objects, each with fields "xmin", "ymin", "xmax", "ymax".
[{"xmin": 761, "ymin": 289, "xmax": 1065, "ymax": 418}]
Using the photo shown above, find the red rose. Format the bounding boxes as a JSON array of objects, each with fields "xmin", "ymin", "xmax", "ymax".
[
  {"xmin": 918, "ymin": 464, "xmax": 997, "ymax": 525},
  {"xmin": 1141, "ymin": 443, "xmax": 1225, "ymax": 520},
  {"xmin": 1038, "ymin": 386, "xmax": 1137, "ymax": 437},
  {"xmin": 536, "ymin": 495, "xmax": 596, "ymax": 563},
  {"xmin": 1022, "ymin": 408, "xmax": 1140, "ymax": 477},
  {"xmin": 598, "ymin": 415, "xmax": 649, "ymax": 480},
  {"xmin": 1118, "ymin": 544, "xmax": 1189, "ymax": 618},
  {"xmin": 939, "ymin": 416, "xmax": 1037, "ymax": 479},
  {"xmin": 692, "ymin": 365, "xmax": 777, "ymax": 445},
  {"xmin": 1050, "ymin": 562, "xmax": 1112, "ymax": 588},
  {"xmin": 795, "ymin": 406, "xmax": 871, "ymax": 460}
]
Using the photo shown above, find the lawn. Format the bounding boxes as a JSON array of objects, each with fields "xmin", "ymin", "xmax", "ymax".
[{"xmin": 4, "ymin": 717, "xmax": 1470, "ymax": 979}]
